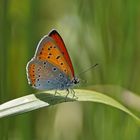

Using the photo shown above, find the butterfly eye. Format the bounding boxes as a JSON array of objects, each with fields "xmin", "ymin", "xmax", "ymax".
[{"xmin": 47, "ymin": 80, "xmax": 50, "ymax": 83}]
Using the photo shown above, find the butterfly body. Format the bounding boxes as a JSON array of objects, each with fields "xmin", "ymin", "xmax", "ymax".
[{"xmin": 26, "ymin": 30, "xmax": 79, "ymax": 90}]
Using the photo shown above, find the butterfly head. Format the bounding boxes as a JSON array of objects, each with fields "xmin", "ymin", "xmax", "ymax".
[{"xmin": 72, "ymin": 77, "xmax": 80, "ymax": 85}]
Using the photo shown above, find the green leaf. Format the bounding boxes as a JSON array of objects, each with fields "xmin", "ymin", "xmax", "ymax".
[{"xmin": 0, "ymin": 89, "xmax": 140, "ymax": 124}]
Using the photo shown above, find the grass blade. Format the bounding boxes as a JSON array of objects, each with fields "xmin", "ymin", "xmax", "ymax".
[{"xmin": 0, "ymin": 89, "xmax": 140, "ymax": 124}]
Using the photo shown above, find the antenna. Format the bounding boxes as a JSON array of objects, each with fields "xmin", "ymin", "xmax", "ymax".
[{"xmin": 77, "ymin": 63, "xmax": 98, "ymax": 76}]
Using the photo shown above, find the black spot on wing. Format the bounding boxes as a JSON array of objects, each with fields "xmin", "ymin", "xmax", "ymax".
[
  {"xmin": 52, "ymin": 67, "xmax": 57, "ymax": 71},
  {"xmin": 56, "ymin": 56, "xmax": 60, "ymax": 59}
]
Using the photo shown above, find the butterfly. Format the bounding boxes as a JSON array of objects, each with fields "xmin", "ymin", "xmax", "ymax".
[{"xmin": 26, "ymin": 29, "xmax": 79, "ymax": 92}]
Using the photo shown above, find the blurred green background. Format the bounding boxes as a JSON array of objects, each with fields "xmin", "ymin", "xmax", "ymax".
[{"xmin": 1, "ymin": 0, "xmax": 140, "ymax": 140}]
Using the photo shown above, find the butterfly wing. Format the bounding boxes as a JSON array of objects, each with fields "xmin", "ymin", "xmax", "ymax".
[
  {"xmin": 26, "ymin": 59, "xmax": 71, "ymax": 90},
  {"xmin": 26, "ymin": 30, "xmax": 75, "ymax": 90},
  {"xmin": 34, "ymin": 35, "xmax": 73, "ymax": 79},
  {"xmin": 49, "ymin": 30, "xmax": 75, "ymax": 77}
]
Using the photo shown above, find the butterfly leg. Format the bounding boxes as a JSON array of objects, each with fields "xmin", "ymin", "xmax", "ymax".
[
  {"xmin": 54, "ymin": 90, "xmax": 57, "ymax": 96},
  {"xmin": 64, "ymin": 89, "xmax": 70, "ymax": 101},
  {"xmin": 71, "ymin": 89, "xmax": 78, "ymax": 99},
  {"xmin": 54, "ymin": 90, "xmax": 61, "ymax": 96}
]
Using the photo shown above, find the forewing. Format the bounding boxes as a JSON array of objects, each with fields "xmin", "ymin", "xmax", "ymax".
[
  {"xmin": 34, "ymin": 36, "xmax": 73, "ymax": 78},
  {"xmin": 49, "ymin": 30, "xmax": 74, "ymax": 77}
]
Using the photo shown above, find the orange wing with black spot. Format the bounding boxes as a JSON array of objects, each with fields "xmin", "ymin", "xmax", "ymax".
[
  {"xmin": 27, "ymin": 63, "xmax": 36, "ymax": 85},
  {"xmin": 26, "ymin": 59, "xmax": 36, "ymax": 86},
  {"xmin": 34, "ymin": 35, "xmax": 73, "ymax": 79},
  {"xmin": 49, "ymin": 30, "xmax": 75, "ymax": 77}
]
